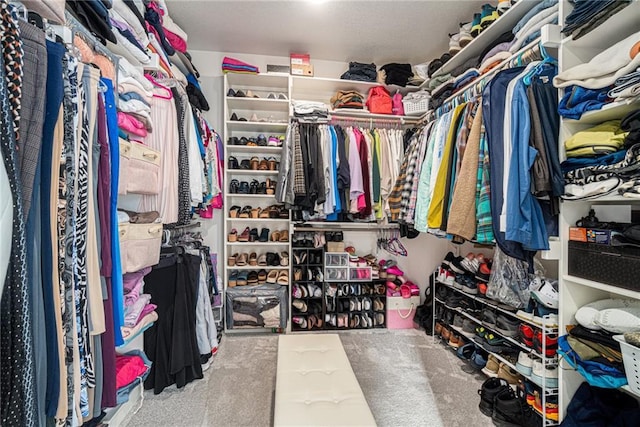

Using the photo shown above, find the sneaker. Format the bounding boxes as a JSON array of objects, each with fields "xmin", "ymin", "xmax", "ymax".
[
  {"xmin": 461, "ymin": 276, "xmax": 478, "ymax": 295},
  {"xmin": 478, "ymin": 282, "xmax": 488, "ymax": 295},
  {"xmin": 460, "ymin": 253, "xmax": 480, "ymax": 274},
  {"xmin": 457, "ymin": 342, "xmax": 476, "ymax": 361},
  {"xmin": 444, "ymin": 252, "xmax": 465, "ymax": 274},
  {"xmin": 482, "ymin": 309, "xmax": 497, "ymax": 328},
  {"xmin": 495, "ymin": 314, "xmax": 520, "ymax": 338},
  {"xmin": 532, "ymin": 391, "xmax": 559, "ymax": 421},
  {"xmin": 519, "ymin": 323, "xmax": 535, "ymax": 348},
  {"xmin": 453, "ymin": 274, "xmax": 464, "ymax": 290},
  {"xmin": 436, "ymin": 284, "xmax": 449, "ymax": 301},
  {"xmin": 575, "ymin": 298, "xmax": 640, "ymax": 330},
  {"xmin": 443, "ymin": 268, "xmax": 456, "ymax": 285},
  {"xmin": 533, "ymin": 331, "xmax": 558, "ymax": 358},
  {"xmin": 482, "ymin": 354, "xmax": 500, "ymax": 377},
  {"xmin": 595, "ymin": 307, "xmax": 640, "ymax": 334},
  {"xmin": 448, "ymin": 333, "xmax": 462, "ymax": 349},
  {"xmin": 461, "ymin": 319, "xmax": 476, "ymax": 337},
  {"xmin": 453, "ymin": 314, "xmax": 464, "ymax": 329},
  {"xmin": 497, "ymin": 0, "xmax": 512, "ymax": 15},
  {"xmin": 531, "ymin": 280, "xmax": 558, "ymax": 309},
  {"xmin": 531, "ymin": 360, "xmax": 558, "ymax": 388},
  {"xmin": 497, "ymin": 363, "xmax": 522, "ymax": 386},
  {"xmin": 515, "ymin": 352, "xmax": 534, "ymax": 376},
  {"xmin": 448, "ymin": 33, "xmax": 461, "ymax": 55},
  {"xmin": 478, "ymin": 377, "xmax": 511, "ymax": 417},
  {"xmin": 480, "ymin": 3, "xmax": 499, "ymax": 28},
  {"xmin": 470, "ymin": 350, "xmax": 488, "ymax": 370},
  {"xmin": 492, "ymin": 387, "xmax": 539, "ymax": 427},
  {"xmin": 470, "ymin": 12, "xmax": 482, "ymax": 37},
  {"xmin": 532, "ymin": 304, "xmax": 559, "ymax": 327},
  {"xmin": 458, "ymin": 21, "xmax": 473, "ymax": 47},
  {"xmin": 476, "ymin": 262, "xmax": 491, "ymax": 282}
]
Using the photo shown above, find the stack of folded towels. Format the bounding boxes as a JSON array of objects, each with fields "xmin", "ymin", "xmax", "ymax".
[
  {"xmin": 330, "ymin": 90, "xmax": 365, "ymax": 110},
  {"xmin": 222, "ymin": 56, "xmax": 259, "ymax": 74}
]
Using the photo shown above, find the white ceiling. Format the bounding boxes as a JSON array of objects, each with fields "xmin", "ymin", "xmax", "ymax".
[{"xmin": 166, "ymin": 0, "xmax": 489, "ymax": 65}]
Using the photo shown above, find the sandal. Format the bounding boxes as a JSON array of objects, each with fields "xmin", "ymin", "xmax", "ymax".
[
  {"xmin": 293, "ymin": 268, "xmax": 302, "ymax": 281},
  {"xmin": 259, "ymin": 207, "xmax": 272, "ymax": 218},
  {"xmin": 277, "ymin": 271, "xmax": 289, "ymax": 285},
  {"xmin": 266, "ymin": 270, "xmax": 279, "ymax": 284},
  {"xmin": 258, "ymin": 269, "xmax": 267, "ymax": 283},
  {"xmin": 258, "ymin": 159, "xmax": 269, "ymax": 170},
  {"xmin": 247, "ymin": 138, "xmax": 258, "ymax": 147},
  {"xmin": 266, "ymin": 178, "xmax": 275, "ymax": 195},
  {"xmin": 228, "ymin": 156, "xmax": 239, "ymax": 169},
  {"xmin": 279, "ymin": 230, "xmax": 289, "ymax": 242},
  {"xmin": 236, "ymin": 253, "xmax": 248, "ymax": 266},
  {"xmin": 238, "ymin": 205, "xmax": 252, "ymax": 218},
  {"xmin": 247, "ymin": 271, "xmax": 258, "ymax": 285},
  {"xmin": 238, "ymin": 227, "xmax": 251, "ymax": 242},
  {"xmin": 257, "ymin": 181, "xmax": 267, "ymax": 194},
  {"xmin": 228, "ymin": 270, "xmax": 238, "ymax": 287},
  {"xmin": 229, "ymin": 179, "xmax": 239, "ymax": 193},
  {"xmin": 229, "ymin": 205, "xmax": 241, "ymax": 218},
  {"xmin": 227, "ymin": 253, "xmax": 237, "ymax": 266},
  {"xmin": 271, "ymin": 230, "xmax": 281, "ymax": 241},
  {"xmin": 249, "ymin": 252, "xmax": 258, "ymax": 266},
  {"xmin": 251, "ymin": 207, "xmax": 261, "ymax": 218},
  {"xmin": 267, "ymin": 157, "xmax": 278, "ymax": 171},
  {"xmin": 257, "ymin": 254, "xmax": 268, "ymax": 266},
  {"xmin": 250, "ymin": 156, "xmax": 259, "ymax": 170},
  {"xmin": 280, "ymin": 252, "xmax": 289, "ymax": 266},
  {"xmin": 228, "ymin": 229, "xmax": 238, "ymax": 242},
  {"xmin": 249, "ymin": 180, "xmax": 259, "ymax": 194}
]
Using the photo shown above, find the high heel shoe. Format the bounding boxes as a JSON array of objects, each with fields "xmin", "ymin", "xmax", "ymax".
[
  {"xmin": 267, "ymin": 157, "xmax": 278, "ymax": 171},
  {"xmin": 229, "ymin": 205, "xmax": 241, "ymax": 218},
  {"xmin": 228, "ymin": 156, "xmax": 239, "ymax": 169},
  {"xmin": 258, "ymin": 181, "xmax": 267, "ymax": 194},
  {"xmin": 229, "ymin": 179, "xmax": 239, "ymax": 193},
  {"xmin": 266, "ymin": 178, "xmax": 275, "ymax": 195},
  {"xmin": 249, "ymin": 180, "xmax": 259, "ymax": 194}
]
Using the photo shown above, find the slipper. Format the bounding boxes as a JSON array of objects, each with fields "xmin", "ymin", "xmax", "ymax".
[
  {"xmin": 277, "ymin": 271, "xmax": 289, "ymax": 285},
  {"xmin": 228, "ymin": 270, "xmax": 238, "ymax": 287},
  {"xmin": 266, "ymin": 270, "xmax": 279, "ymax": 284}
]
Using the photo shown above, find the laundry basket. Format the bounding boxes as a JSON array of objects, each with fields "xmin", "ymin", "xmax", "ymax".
[
  {"xmin": 402, "ymin": 97, "xmax": 430, "ymax": 116},
  {"xmin": 614, "ymin": 335, "xmax": 640, "ymax": 394}
]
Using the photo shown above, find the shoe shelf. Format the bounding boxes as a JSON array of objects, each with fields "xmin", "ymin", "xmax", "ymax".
[
  {"xmin": 425, "ymin": 0, "xmax": 539, "ymax": 80},
  {"xmin": 437, "ymin": 279, "xmax": 558, "ymax": 332},
  {"xmin": 226, "ymin": 217, "xmax": 290, "ymax": 222},
  {"xmin": 227, "ymin": 169, "xmax": 280, "ymax": 176},
  {"xmin": 230, "ymin": 266, "xmax": 290, "ymax": 271},
  {"xmin": 226, "ymin": 97, "xmax": 290, "ymax": 112},
  {"xmin": 227, "ymin": 241, "xmax": 290, "ymax": 246},
  {"xmin": 227, "ymin": 194, "xmax": 279, "ymax": 199},
  {"xmin": 226, "ymin": 145, "xmax": 284, "ymax": 154},
  {"xmin": 562, "ymin": 274, "xmax": 640, "ymax": 300},
  {"xmin": 226, "ymin": 121, "xmax": 289, "ymax": 133}
]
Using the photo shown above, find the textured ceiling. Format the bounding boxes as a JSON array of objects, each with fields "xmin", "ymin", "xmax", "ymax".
[{"xmin": 166, "ymin": 0, "xmax": 489, "ymax": 64}]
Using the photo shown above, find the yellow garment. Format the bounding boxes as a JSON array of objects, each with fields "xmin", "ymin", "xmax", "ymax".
[
  {"xmin": 373, "ymin": 130, "xmax": 383, "ymax": 220},
  {"xmin": 564, "ymin": 120, "xmax": 628, "ymax": 152},
  {"xmin": 427, "ymin": 104, "xmax": 466, "ymax": 229}
]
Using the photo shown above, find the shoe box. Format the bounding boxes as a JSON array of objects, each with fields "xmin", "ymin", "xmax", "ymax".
[{"xmin": 568, "ymin": 240, "xmax": 640, "ymax": 292}]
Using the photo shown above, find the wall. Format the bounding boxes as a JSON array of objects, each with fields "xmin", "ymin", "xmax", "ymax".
[{"xmin": 190, "ymin": 49, "xmax": 454, "ymax": 297}]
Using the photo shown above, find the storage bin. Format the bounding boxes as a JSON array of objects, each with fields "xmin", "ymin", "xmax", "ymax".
[
  {"xmin": 325, "ymin": 252, "xmax": 349, "ymax": 267},
  {"xmin": 126, "ymin": 141, "xmax": 161, "ymax": 195},
  {"xmin": 349, "ymin": 267, "xmax": 372, "ymax": 282},
  {"xmin": 325, "ymin": 267, "xmax": 349, "ymax": 282},
  {"xmin": 326, "ymin": 242, "xmax": 345, "ymax": 253},
  {"xmin": 402, "ymin": 97, "xmax": 430, "ymax": 116},
  {"xmin": 386, "ymin": 296, "xmax": 419, "ymax": 329},
  {"xmin": 613, "ymin": 335, "xmax": 638, "ymax": 393},
  {"xmin": 568, "ymin": 241, "xmax": 640, "ymax": 292},
  {"xmin": 119, "ymin": 223, "xmax": 163, "ymax": 273},
  {"xmin": 226, "ymin": 284, "xmax": 288, "ymax": 329}
]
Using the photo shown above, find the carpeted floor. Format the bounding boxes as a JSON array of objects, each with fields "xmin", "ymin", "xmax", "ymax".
[{"xmin": 124, "ymin": 329, "xmax": 493, "ymax": 427}]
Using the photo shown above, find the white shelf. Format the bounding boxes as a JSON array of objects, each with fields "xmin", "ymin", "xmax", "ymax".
[
  {"xmin": 226, "ymin": 121, "xmax": 289, "ymax": 132},
  {"xmin": 226, "ymin": 97, "xmax": 290, "ymax": 112},
  {"xmin": 226, "ymin": 217, "xmax": 290, "ymax": 222},
  {"xmin": 226, "ymin": 241, "xmax": 290, "ymax": 246},
  {"xmin": 291, "ymin": 75, "xmax": 420, "ymax": 97},
  {"xmin": 562, "ymin": 275, "xmax": 640, "ymax": 300},
  {"xmin": 429, "ymin": 0, "xmax": 539, "ymax": 78},
  {"xmin": 226, "ymin": 72, "xmax": 289, "ymax": 89},
  {"xmin": 562, "ymin": 193, "xmax": 639, "ymax": 203},
  {"xmin": 227, "ymin": 169, "xmax": 279, "ymax": 175},
  {"xmin": 562, "ymin": 0, "xmax": 640, "ymax": 50},
  {"xmin": 226, "ymin": 193, "xmax": 278, "ymax": 199},
  {"xmin": 330, "ymin": 109, "xmax": 419, "ymax": 122},
  {"xmin": 228, "ymin": 266, "xmax": 290, "ymax": 270},
  {"xmin": 226, "ymin": 145, "xmax": 283, "ymax": 153},
  {"xmin": 564, "ymin": 97, "xmax": 640, "ymax": 125}
]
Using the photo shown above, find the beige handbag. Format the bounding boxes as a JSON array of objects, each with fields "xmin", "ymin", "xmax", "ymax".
[
  {"xmin": 118, "ymin": 139, "xmax": 131, "ymax": 195},
  {"xmin": 126, "ymin": 142, "xmax": 161, "ymax": 195},
  {"xmin": 119, "ymin": 223, "xmax": 163, "ymax": 273}
]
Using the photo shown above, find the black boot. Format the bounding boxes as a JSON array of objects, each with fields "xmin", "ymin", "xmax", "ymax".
[
  {"xmin": 478, "ymin": 377, "xmax": 510, "ymax": 417},
  {"xmin": 492, "ymin": 387, "xmax": 538, "ymax": 427}
]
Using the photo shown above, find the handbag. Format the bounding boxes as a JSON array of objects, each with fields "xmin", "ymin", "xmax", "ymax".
[
  {"xmin": 118, "ymin": 139, "xmax": 131, "ymax": 195},
  {"xmin": 366, "ymin": 86, "xmax": 392, "ymax": 114},
  {"xmin": 119, "ymin": 223, "xmax": 163, "ymax": 273},
  {"xmin": 392, "ymin": 91, "xmax": 405, "ymax": 116},
  {"xmin": 126, "ymin": 141, "xmax": 161, "ymax": 195}
]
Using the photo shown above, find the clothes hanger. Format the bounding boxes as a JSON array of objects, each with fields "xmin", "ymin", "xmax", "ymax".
[{"xmin": 144, "ymin": 74, "xmax": 173, "ymax": 99}]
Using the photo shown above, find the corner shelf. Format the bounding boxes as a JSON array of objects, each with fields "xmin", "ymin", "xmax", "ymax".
[
  {"xmin": 564, "ymin": 97, "xmax": 640, "ymax": 125},
  {"xmin": 226, "ymin": 97, "xmax": 290, "ymax": 112},
  {"xmin": 226, "ymin": 121, "xmax": 289, "ymax": 132},
  {"xmin": 562, "ymin": 275, "xmax": 640, "ymax": 300}
]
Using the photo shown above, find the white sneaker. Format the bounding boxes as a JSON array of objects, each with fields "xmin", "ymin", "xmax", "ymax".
[
  {"xmin": 533, "ymin": 313, "xmax": 558, "ymax": 328},
  {"xmin": 575, "ymin": 299, "xmax": 640, "ymax": 330},
  {"xmin": 449, "ymin": 33, "xmax": 461, "ymax": 54},
  {"xmin": 531, "ymin": 360, "xmax": 558, "ymax": 388},
  {"xmin": 515, "ymin": 352, "xmax": 534, "ymax": 376},
  {"xmin": 458, "ymin": 22, "xmax": 473, "ymax": 47},
  {"xmin": 595, "ymin": 307, "xmax": 640, "ymax": 334},
  {"xmin": 497, "ymin": 0, "xmax": 512, "ymax": 15},
  {"xmin": 531, "ymin": 279, "xmax": 558, "ymax": 309}
]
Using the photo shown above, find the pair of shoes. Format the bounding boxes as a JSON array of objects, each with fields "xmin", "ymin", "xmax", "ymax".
[
  {"xmin": 480, "ymin": 379, "xmax": 538, "ymax": 427},
  {"xmin": 234, "ymin": 227, "xmax": 269, "ymax": 242},
  {"xmin": 470, "ymin": 3, "xmax": 500, "ymax": 38},
  {"xmin": 227, "ymin": 88, "xmax": 260, "ymax": 98},
  {"xmin": 269, "ymin": 229, "xmax": 289, "ymax": 242},
  {"xmin": 266, "ymin": 92, "xmax": 288, "ymax": 100},
  {"xmin": 267, "ymin": 135, "xmax": 283, "ymax": 146},
  {"xmin": 228, "ymin": 252, "xmax": 288, "ymax": 267},
  {"xmin": 266, "ymin": 270, "xmax": 288, "ymax": 284}
]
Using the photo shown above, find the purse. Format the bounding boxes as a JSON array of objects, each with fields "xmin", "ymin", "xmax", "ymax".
[
  {"xmin": 366, "ymin": 86, "xmax": 393, "ymax": 115},
  {"xmin": 392, "ymin": 91, "xmax": 405, "ymax": 116},
  {"xmin": 118, "ymin": 139, "xmax": 131, "ymax": 196},
  {"xmin": 119, "ymin": 223, "xmax": 163, "ymax": 273},
  {"xmin": 126, "ymin": 141, "xmax": 161, "ymax": 195}
]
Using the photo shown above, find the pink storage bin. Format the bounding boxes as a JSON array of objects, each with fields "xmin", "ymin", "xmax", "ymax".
[{"xmin": 386, "ymin": 296, "xmax": 420, "ymax": 329}]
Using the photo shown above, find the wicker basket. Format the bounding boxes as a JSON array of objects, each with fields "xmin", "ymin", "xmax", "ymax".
[
  {"xmin": 614, "ymin": 335, "xmax": 640, "ymax": 394},
  {"xmin": 402, "ymin": 97, "xmax": 430, "ymax": 115}
]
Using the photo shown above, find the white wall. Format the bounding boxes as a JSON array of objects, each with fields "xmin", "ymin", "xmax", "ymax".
[{"xmin": 191, "ymin": 50, "xmax": 456, "ymax": 294}]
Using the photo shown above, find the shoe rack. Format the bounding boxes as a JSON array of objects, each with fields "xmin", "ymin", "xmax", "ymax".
[
  {"xmin": 223, "ymin": 73, "xmax": 291, "ymax": 332},
  {"xmin": 291, "ymin": 245, "xmax": 325, "ymax": 331},
  {"xmin": 432, "ymin": 270, "xmax": 559, "ymax": 426}
]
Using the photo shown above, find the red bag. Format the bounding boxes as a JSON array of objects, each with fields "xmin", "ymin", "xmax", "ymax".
[{"xmin": 366, "ymin": 86, "xmax": 392, "ymax": 114}]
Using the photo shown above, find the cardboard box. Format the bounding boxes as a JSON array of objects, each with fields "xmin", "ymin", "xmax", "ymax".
[
  {"xmin": 568, "ymin": 227, "xmax": 612, "ymax": 245},
  {"xmin": 290, "ymin": 53, "xmax": 310, "ymax": 65},
  {"xmin": 291, "ymin": 64, "xmax": 313, "ymax": 76}
]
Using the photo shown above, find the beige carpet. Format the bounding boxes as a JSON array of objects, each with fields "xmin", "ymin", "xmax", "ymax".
[{"xmin": 123, "ymin": 329, "xmax": 493, "ymax": 427}]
